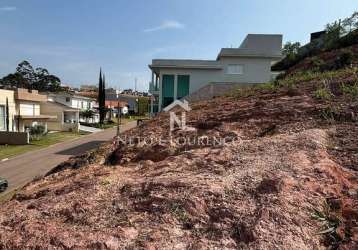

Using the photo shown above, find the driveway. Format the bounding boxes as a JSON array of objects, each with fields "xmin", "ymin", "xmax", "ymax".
[{"xmin": 0, "ymin": 122, "xmax": 137, "ymax": 196}]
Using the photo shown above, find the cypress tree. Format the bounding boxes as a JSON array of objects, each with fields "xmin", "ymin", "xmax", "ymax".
[
  {"xmin": 5, "ymin": 97, "xmax": 9, "ymax": 132},
  {"xmin": 98, "ymin": 68, "xmax": 105, "ymax": 124},
  {"xmin": 102, "ymin": 73, "xmax": 106, "ymax": 122}
]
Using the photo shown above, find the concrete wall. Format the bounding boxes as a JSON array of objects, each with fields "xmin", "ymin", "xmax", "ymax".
[
  {"xmin": 0, "ymin": 131, "xmax": 29, "ymax": 145},
  {"xmin": 186, "ymin": 82, "xmax": 257, "ymax": 102},
  {"xmin": 0, "ymin": 89, "xmax": 16, "ymax": 131},
  {"xmin": 15, "ymin": 88, "xmax": 47, "ymax": 102},
  {"xmin": 239, "ymin": 34, "xmax": 283, "ymax": 56}
]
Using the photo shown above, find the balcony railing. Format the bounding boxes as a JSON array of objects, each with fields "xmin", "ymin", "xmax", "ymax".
[{"xmin": 149, "ymin": 83, "xmax": 159, "ymax": 93}]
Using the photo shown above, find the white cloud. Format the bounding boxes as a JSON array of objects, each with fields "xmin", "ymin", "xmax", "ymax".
[
  {"xmin": 0, "ymin": 6, "xmax": 16, "ymax": 11},
  {"xmin": 144, "ymin": 20, "xmax": 184, "ymax": 33}
]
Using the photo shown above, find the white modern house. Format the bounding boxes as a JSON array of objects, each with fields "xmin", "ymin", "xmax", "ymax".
[
  {"xmin": 47, "ymin": 93, "xmax": 95, "ymax": 110},
  {"xmin": 149, "ymin": 34, "xmax": 283, "ymax": 114},
  {"xmin": 40, "ymin": 93, "xmax": 99, "ymax": 132}
]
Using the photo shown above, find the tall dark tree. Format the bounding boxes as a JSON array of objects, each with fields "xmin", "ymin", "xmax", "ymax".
[
  {"xmin": 98, "ymin": 69, "xmax": 106, "ymax": 124},
  {"xmin": 16, "ymin": 60, "xmax": 35, "ymax": 89},
  {"xmin": 5, "ymin": 97, "xmax": 9, "ymax": 132},
  {"xmin": 0, "ymin": 60, "xmax": 62, "ymax": 92}
]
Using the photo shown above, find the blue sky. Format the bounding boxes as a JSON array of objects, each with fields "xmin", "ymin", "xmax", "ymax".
[{"xmin": 0, "ymin": 0, "xmax": 357, "ymax": 91}]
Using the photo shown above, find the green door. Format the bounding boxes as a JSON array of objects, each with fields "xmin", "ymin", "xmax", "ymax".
[
  {"xmin": 162, "ymin": 75, "xmax": 174, "ymax": 108},
  {"xmin": 177, "ymin": 75, "xmax": 190, "ymax": 99}
]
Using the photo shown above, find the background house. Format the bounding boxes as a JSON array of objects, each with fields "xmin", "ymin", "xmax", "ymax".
[
  {"xmin": 47, "ymin": 93, "xmax": 95, "ymax": 110},
  {"xmin": 40, "ymin": 101, "xmax": 80, "ymax": 132},
  {"xmin": 14, "ymin": 89, "xmax": 54, "ymax": 132},
  {"xmin": 105, "ymin": 90, "xmax": 139, "ymax": 114},
  {"xmin": 105, "ymin": 100, "xmax": 128, "ymax": 119},
  {"xmin": 46, "ymin": 93, "xmax": 99, "ymax": 125},
  {"xmin": 149, "ymin": 34, "xmax": 283, "ymax": 114}
]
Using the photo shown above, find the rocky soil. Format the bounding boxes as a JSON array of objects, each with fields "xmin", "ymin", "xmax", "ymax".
[{"xmin": 0, "ymin": 68, "xmax": 357, "ymax": 249}]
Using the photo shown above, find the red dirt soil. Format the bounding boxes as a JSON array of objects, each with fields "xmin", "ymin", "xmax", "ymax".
[{"xmin": 0, "ymin": 70, "xmax": 357, "ymax": 249}]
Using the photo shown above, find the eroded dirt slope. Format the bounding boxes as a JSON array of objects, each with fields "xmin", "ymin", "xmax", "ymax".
[{"xmin": 0, "ymin": 69, "xmax": 357, "ymax": 249}]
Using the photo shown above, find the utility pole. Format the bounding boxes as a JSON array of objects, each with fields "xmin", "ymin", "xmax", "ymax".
[
  {"xmin": 116, "ymin": 89, "xmax": 120, "ymax": 136},
  {"xmin": 135, "ymin": 78, "xmax": 137, "ymax": 93}
]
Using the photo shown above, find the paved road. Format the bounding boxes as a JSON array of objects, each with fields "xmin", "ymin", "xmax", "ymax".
[{"xmin": 0, "ymin": 122, "xmax": 137, "ymax": 195}]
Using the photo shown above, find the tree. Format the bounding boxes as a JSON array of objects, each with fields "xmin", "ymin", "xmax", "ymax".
[
  {"xmin": 16, "ymin": 60, "xmax": 35, "ymax": 89},
  {"xmin": 0, "ymin": 60, "xmax": 62, "ymax": 92},
  {"xmin": 354, "ymin": 11, "xmax": 358, "ymax": 29},
  {"xmin": 80, "ymin": 109, "xmax": 95, "ymax": 123},
  {"xmin": 282, "ymin": 42, "xmax": 301, "ymax": 57},
  {"xmin": 5, "ymin": 97, "xmax": 9, "ymax": 132},
  {"xmin": 324, "ymin": 20, "xmax": 345, "ymax": 49},
  {"xmin": 342, "ymin": 11, "xmax": 358, "ymax": 32},
  {"xmin": 0, "ymin": 73, "xmax": 27, "ymax": 88},
  {"xmin": 34, "ymin": 67, "xmax": 61, "ymax": 92},
  {"xmin": 98, "ymin": 69, "xmax": 106, "ymax": 124}
]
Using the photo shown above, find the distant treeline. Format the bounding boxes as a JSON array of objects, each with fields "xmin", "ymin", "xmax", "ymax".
[{"xmin": 0, "ymin": 60, "xmax": 62, "ymax": 92}]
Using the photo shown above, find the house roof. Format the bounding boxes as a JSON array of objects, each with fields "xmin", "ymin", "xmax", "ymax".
[
  {"xmin": 47, "ymin": 101, "xmax": 80, "ymax": 111},
  {"xmin": 217, "ymin": 34, "xmax": 283, "ymax": 60},
  {"xmin": 216, "ymin": 48, "xmax": 282, "ymax": 60},
  {"xmin": 105, "ymin": 100, "xmax": 128, "ymax": 109},
  {"xmin": 47, "ymin": 92, "xmax": 95, "ymax": 101},
  {"xmin": 149, "ymin": 59, "xmax": 222, "ymax": 70}
]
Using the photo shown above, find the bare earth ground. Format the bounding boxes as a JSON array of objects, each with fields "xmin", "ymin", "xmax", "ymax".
[{"xmin": 0, "ymin": 69, "xmax": 357, "ymax": 249}]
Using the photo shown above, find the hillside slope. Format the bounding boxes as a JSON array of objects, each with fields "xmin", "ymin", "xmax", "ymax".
[{"xmin": 0, "ymin": 66, "xmax": 357, "ymax": 249}]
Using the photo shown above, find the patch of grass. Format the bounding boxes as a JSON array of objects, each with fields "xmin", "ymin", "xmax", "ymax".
[
  {"xmin": 277, "ymin": 67, "xmax": 358, "ymax": 87},
  {"xmin": 319, "ymin": 106, "xmax": 337, "ymax": 123},
  {"xmin": 311, "ymin": 201, "xmax": 342, "ymax": 247},
  {"xmin": 314, "ymin": 87, "xmax": 333, "ymax": 100},
  {"xmin": 0, "ymin": 132, "xmax": 84, "ymax": 160},
  {"xmin": 256, "ymin": 82, "xmax": 278, "ymax": 92},
  {"xmin": 100, "ymin": 178, "xmax": 111, "ymax": 186},
  {"xmin": 341, "ymin": 82, "xmax": 358, "ymax": 100},
  {"xmin": 229, "ymin": 68, "xmax": 357, "ymax": 100},
  {"xmin": 231, "ymin": 86, "xmax": 256, "ymax": 99},
  {"xmin": 169, "ymin": 201, "xmax": 192, "ymax": 228}
]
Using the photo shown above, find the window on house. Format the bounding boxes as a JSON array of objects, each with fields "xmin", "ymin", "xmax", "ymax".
[
  {"xmin": 227, "ymin": 64, "xmax": 244, "ymax": 74},
  {"xmin": 66, "ymin": 97, "xmax": 70, "ymax": 102},
  {"xmin": 0, "ymin": 105, "xmax": 5, "ymax": 131}
]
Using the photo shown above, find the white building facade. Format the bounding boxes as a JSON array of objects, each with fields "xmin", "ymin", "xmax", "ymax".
[{"xmin": 149, "ymin": 34, "xmax": 283, "ymax": 114}]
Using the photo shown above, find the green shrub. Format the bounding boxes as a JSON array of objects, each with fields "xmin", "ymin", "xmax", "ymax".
[
  {"xmin": 334, "ymin": 51, "xmax": 354, "ymax": 69},
  {"xmin": 314, "ymin": 87, "xmax": 332, "ymax": 100},
  {"xmin": 272, "ymin": 29, "xmax": 358, "ymax": 72},
  {"xmin": 29, "ymin": 125, "xmax": 46, "ymax": 141},
  {"xmin": 341, "ymin": 82, "xmax": 358, "ymax": 99},
  {"xmin": 137, "ymin": 97, "xmax": 149, "ymax": 116}
]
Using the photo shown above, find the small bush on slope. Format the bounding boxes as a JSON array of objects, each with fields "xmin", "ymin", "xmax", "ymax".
[{"xmin": 341, "ymin": 82, "xmax": 358, "ymax": 100}]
